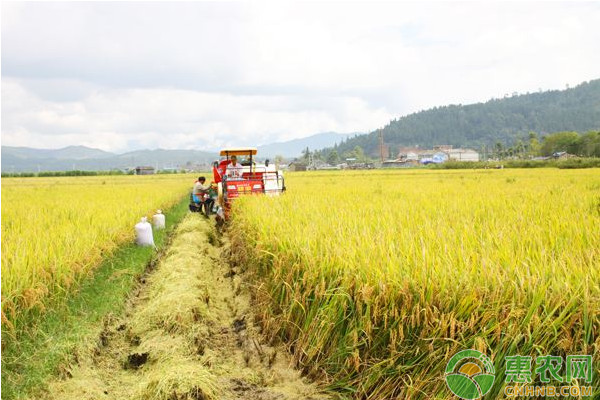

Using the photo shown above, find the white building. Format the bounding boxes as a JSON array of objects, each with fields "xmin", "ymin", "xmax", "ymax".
[
  {"xmin": 445, "ymin": 148, "xmax": 480, "ymax": 162},
  {"xmin": 405, "ymin": 152, "xmax": 419, "ymax": 161},
  {"xmin": 397, "ymin": 146, "xmax": 480, "ymax": 163}
]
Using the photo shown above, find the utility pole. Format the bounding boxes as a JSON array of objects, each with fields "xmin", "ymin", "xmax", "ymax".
[{"xmin": 378, "ymin": 129, "xmax": 385, "ymax": 163}]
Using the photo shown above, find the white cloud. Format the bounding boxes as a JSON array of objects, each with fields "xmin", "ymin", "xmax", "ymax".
[
  {"xmin": 1, "ymin": 2, "xmax": 599, "ymax": 151},
  {"xmin": 1, "ymin": 78, "xmax": 390, "ymax": 152}
]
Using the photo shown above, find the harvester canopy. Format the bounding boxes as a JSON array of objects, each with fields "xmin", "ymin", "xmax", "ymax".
[{"xmin": 219, "ymin": 148, "xmax": 257, "ymax": 156}]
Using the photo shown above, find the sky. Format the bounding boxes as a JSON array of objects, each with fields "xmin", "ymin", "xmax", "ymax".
[{"xmin": 2, "ymin": 1, "xmax": 599, "ymax": 153}]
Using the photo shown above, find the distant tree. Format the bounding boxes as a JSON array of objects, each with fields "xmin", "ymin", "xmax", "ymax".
[
  {"xmin": 302, "ymin": 147, "xmax": 310, "ymax": 161},
  {"xmin": 274, "ymin": 154, "xmax": 285, "ymax": 167},
  {"xmin": 514, "ymin": 139, "xmax": 525, "ymax": 158},
  {"xmin": 342, "ymin": 150, "xmax": 354, "ymax": 160},
  {"xmin": 495, "ymin": 142, "xmax": 504, "ymax": 159},
  {"xmin": 528, "ymin": 132, "xmax": 541, "ymax": 157},
  {"xmin": 579, "ymin": 131, "xmax": 600, "ymax": 157},
  {"xmin": 540, "ymin": 131, "xmax": 580, "ymax": 156},
  {"xmin": 327, "ymin": 150, "xmax": 340, "ymax": 165},
  {"xmin": 353, "ymin": 146, "xmax": 366, "ymax": 162}
]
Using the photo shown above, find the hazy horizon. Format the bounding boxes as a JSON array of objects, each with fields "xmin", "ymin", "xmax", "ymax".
[{"xmin": 1, "ymin": 131, "xmax": 358, "ymax": 153}]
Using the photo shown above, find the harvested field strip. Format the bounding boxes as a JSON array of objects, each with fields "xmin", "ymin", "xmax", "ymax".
[{"xmin": 42, "ymin": 214, "xmax": 329, "ymax": 400}]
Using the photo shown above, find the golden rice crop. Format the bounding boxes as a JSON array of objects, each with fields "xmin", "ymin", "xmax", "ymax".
[
  {"xmin": 1, "ymin": 174, "xmax": 191, "ymax": 331},
  {"xmin": 230, "ymin": 168, "xmax": 600, "ymax": 399}
]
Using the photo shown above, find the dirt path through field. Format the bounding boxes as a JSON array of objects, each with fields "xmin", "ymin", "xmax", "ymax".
[{"xmin": 41, "ymin": 214, "xmax": 329, "ymax": 400}]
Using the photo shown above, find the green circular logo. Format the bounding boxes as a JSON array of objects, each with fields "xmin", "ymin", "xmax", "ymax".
[{"xmin": 445, "ymin": 349, "xmax": 496, "ymax": 399}]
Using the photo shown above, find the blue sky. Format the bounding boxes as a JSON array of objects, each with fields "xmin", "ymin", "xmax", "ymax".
[{"xmin": 2, "ymin": 1, "xmax": 599, "ymax": 152}]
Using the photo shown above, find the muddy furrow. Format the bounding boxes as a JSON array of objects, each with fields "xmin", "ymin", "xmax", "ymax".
[{"xmin": 41, "ymin": 214, "xmax": 329, "ymax": 400}]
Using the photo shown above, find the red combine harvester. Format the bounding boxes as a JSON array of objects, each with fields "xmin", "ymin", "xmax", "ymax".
[{"xmin": 213, "ymin": 148, "xmax": 285, "ymax": 220}]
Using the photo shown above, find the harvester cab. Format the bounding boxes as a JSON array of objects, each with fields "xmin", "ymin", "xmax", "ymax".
[{"xmin": 213, "ymin": 148, "xmax": 285, "ymax": 219}]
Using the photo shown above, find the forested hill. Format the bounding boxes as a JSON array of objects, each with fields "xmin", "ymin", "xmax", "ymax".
[{"xmin": 329, "ymin": 79, "xmax": 600, "ymax": 157}]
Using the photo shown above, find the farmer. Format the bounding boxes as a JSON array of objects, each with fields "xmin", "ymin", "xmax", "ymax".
[
  {"xmin": 193, "ymin": 176, "xmax": 210, "ymax": 197},
  {"xmin": 226, "ymin": 155, "xmax": 244, "ymax": 179},
  {"xmin": 193, "ymin": 176, "xmax": 214, "ymax": 216}
]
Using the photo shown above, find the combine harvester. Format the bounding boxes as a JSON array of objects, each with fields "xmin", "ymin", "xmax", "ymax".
[{"xmin": 212, "ymin": 147, "xmax": 285, "ymax": 220}]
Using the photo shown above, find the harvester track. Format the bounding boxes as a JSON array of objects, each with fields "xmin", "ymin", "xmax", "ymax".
[{"xmin": 41, "ymin": 214, "xmax": 329, "ymax": 400}]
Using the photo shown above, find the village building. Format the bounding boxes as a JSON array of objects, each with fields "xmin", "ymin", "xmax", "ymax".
[
  {"xmin": 397, "ymin": 145, "xmax": 480, "ymax": 163},
  {"xmin": 135, "ymin": 166, "xmax": 155, "ymax": 175},
  {"xmin": 287, "ymin": 161, "xmax": 307, "ymax": 172},
  {"xmin": 445, "ymin": 148, "xmax": 480, "ymax": 162}
]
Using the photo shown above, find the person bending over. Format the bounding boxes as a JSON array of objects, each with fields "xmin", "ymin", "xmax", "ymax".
[{"xmin": 193, "ymin": 176, "xmax": 214, "ymax": 216}]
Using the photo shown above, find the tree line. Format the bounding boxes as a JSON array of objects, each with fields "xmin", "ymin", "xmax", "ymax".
[
  {"xmin": 489, "ymin": 130, "xmax": 600, "ymax": 160},
  {"xmin": 298, "ymin": 130, "xmax": 599, "ymax": 164}
]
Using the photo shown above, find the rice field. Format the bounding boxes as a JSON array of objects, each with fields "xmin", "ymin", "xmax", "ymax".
[
  {"xmin": 229, "ymin": 169, "xmax": 600, "ymax": 398},
  {"xmin": 2, "ymin": 168, "xmax": 598, "ymax": 399},
  {"xmin": 1, "ymin": 174, "xmax": 191, "ymax": 332}
]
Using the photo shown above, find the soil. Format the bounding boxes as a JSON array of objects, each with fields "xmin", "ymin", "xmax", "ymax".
[{"xmin": 40, "ymin": 214, "xmax": 330, "ymax": 400}]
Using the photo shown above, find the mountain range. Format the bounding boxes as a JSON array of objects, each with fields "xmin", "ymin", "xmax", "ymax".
[
  {"xmin": 1, "ymin": 147, "xmax": 215, "ymax": 173},
  {"xmin": 1, "ymin": 133, "xmax": 352, "ymax": 172}
]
